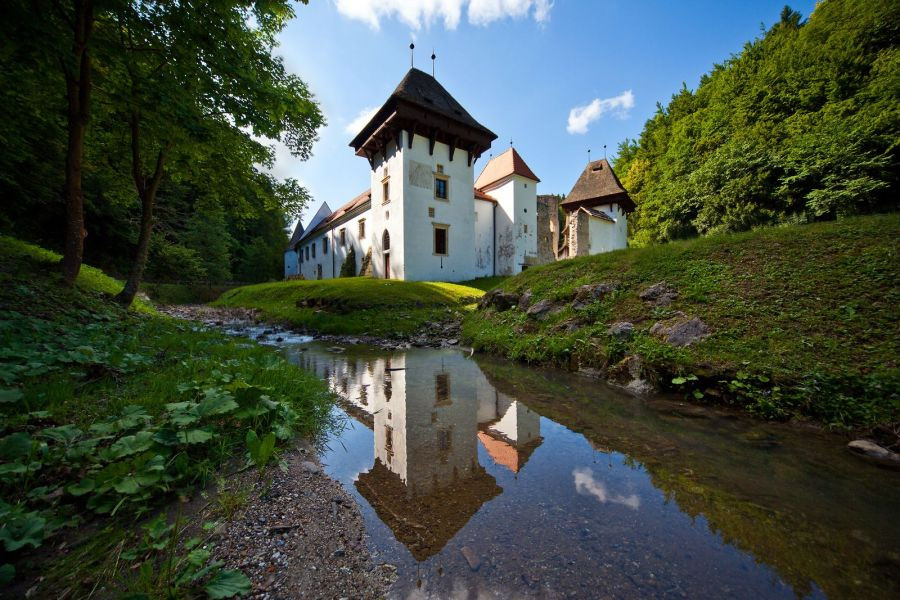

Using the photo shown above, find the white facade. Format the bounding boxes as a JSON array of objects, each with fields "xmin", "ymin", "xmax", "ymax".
[
  {"xmin": 479, "ymin": 175, "xmax": 538, "ymax": 275},
  {"xmin": 283, "ymin": 249, "xmax": 299, "ymax": 277},
  {"xmin": 587, "ymin": 204, "xmax": 628, "ymax": 254}
]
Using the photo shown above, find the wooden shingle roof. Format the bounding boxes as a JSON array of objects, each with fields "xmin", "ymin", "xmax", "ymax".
[{"xmin": 562, "ymin": 159, "xmax": 635, "ymax": 213}]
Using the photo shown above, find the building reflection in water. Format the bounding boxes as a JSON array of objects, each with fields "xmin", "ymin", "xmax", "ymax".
[{"xmin": 298, "ymin": 347, "xmax": 543, "ymax": 560}]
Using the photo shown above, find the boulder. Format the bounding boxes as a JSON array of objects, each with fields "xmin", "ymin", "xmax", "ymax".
[
  {"xmin": 572, "ymin": 283, "xmax": 617, "ymax": 309},
  {"xmin": 606, "ymin": 321, "xmax": 634, "ymax": 340},
  {"xmin": 607, "ymin": 355, "xmax": 656, "ymax": 396},
  {"xmin": 518, "ymin": 290, "xmax": 533, "ymax": 311},
  {"xmin": 478, "ymin": 289, "xmax": 520, "ymax": 312},
  {"xmin": 847, "ymin": 440, "xmax": 900, "ymax": 468},
  {"xmin": 526, "ymin": 299, "xmax": 557, "ymax": 319},
  {"xmin": 650, "ymin": 316, "xmax": 711, "ymax": 347},
  {"xmin": 640, "ymin": 282, "xmax": 679, "ymax": 307}
]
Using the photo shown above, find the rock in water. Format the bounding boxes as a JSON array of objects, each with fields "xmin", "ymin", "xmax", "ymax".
[
  {"xmin": 847, "ymin": 440, "xmax": 900, "ymax": 467},
  {"xmin": 460, "ymin": 546, "xmax": 481, "ymax": 571}
]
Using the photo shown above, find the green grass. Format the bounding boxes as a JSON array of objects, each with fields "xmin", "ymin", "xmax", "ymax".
[
  {"xmin": 215, "ymin": 277, "xmax": 488, "ymax": 336},
  {"xmin": 0, "ymin": 236, "xmax": 334, "ymax": 596},
  {"xmin": 462, "ymin": 214, "xmax": 900, "ymax": 428},
  {"xmin": 143, "ymin": 282, "xmax": 236, "ymax": 305}
]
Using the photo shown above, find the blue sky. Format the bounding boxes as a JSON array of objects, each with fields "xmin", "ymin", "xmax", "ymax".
[{"xmin": 273, "ymin": 0, "xmax": 818, "ymax": 227}]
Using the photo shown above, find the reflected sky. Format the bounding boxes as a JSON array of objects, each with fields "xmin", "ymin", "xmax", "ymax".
[{"xmin": 279, "ymin": 342, "xmax": 898, "ymax": 600}]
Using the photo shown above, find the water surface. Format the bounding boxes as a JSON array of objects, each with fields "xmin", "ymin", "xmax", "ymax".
[{"xmin": 279, "ymin": 342, "xmax": 898, "ymax": 599}]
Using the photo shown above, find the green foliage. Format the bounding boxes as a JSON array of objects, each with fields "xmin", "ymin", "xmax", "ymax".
[
  {"xmin": 615, "ymin": 0, "xmax": 899, "ymax": 245},
  {"xmin": 245, "ymin": 430, "xmax": 277, "ymax": 472},
  {"xmin": 462, "ymin": 215, "xmax": 900, "ymax": 428},
  {"xmin": 339, "ymin": 246, "xmax": 357, "ymax": 278},
  {"xmin": 0, "ymin": 236, "xmax": 334, "ymax": 592}
]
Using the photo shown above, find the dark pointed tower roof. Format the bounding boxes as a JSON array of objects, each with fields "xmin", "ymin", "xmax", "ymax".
[
  {"xmin": 562, "ymin": 159, "xmax": 635, "ymax": 213},
  {"xmin": 286, "ymin": 220, "xmax": 305, "ymax": 251},
  {"xmin": 349, "ymin": 68, "xmax": 497, "ymax": 167}
]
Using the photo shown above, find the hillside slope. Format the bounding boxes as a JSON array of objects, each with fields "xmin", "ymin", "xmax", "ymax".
[
  {"xmin": 0, "ymin": 236, "xmax": 333, "ymax": 595},
  {"xmin": 463, "ymin": 215, "xmax": 899, "ymax": 427},
  {"xmin": 215, "ymin": 278, "xmax": 487, "ymax": 336}
]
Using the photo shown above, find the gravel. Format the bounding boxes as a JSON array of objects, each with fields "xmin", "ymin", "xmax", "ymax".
[{"xmin": 207, "ymin": 444, "xmax": 394, "ymax": 599}]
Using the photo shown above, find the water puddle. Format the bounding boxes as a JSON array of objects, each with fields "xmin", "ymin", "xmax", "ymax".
[{"xmin": 268, "ymin": 340, "xmax": 900, "ymax": 599}]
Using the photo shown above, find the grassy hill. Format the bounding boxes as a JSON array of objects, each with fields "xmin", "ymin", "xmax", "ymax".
[
  {"xmin": 0, "ymin": 236, "xmax": 333, "ymax": 595},
  {"xmin": 462, "ymin": 215, "xmax": 899, "ymax": 428},
  {"xmin": 215, "ymin": 278, "xmax": 489, "ymax": 336}
]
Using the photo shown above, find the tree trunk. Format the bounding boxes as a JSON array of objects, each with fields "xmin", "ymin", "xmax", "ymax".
[
  {"xmin": 116, "ymin": 112, "xmax": 167, "ymax": 307},
  {"xmin": 61, "ymin": 0, "xmax": 94, "ymax": 286}
]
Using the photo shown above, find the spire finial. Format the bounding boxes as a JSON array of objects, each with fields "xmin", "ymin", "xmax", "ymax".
[
  {"xmin": 409, "ymin": 42, "xmax": 415, "ymax": 68},
  {"xmin": 603, "ymin": 144, "xmax": 607, "ymax": 159},
  {"xmin": 431, "ymin": 49, "xmax": 436, "ymax": 77},
  {"xmin": 587, "ymin": 148, "xmax": 591, "ymax": 164},
  {"xmin": 510, "ymin": 138, "xmax": 513, "ymax": 148}
]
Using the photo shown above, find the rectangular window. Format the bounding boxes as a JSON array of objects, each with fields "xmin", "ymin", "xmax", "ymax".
[
  {"xmin": 428, "ymin": 207, "xmax": 435, "ymax": 218},
  {"xmin": 434, "ymin": 176, "xmax": 448, "ymax": 200},
  {"xmin": 358, "ymin": 219, "xmax": 365, "ymax": 239},
  {"xmin": 339, "ymin": 228, "xmax": 346, "ymax": 246},
  {"xmin": 524, "ymin": 224, "xmax": 529, "ymax": 234},
  {"xmin": 382, "ymin": 179, "xmax": 390, "ymax": 205},
  {"xmin": 305, "ymin": 246, "xmax": 309, "ymax": 261},
  {"xmin": 322, "ymin": 237, "xmax": 328, "ymax": 255},
  {"xmin": 312, "ymin": 243, "xmax": 316, "ymax": 258},
  {"xmin": 435, "ymin": 373, "xmax": 450, "ymax": 405},
  {"xmin": 433, "ymin": 225, "xmax": 448, "ymax": 256}
]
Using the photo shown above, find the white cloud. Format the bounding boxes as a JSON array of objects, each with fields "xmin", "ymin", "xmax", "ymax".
[
  {"xmin": 566, "ymin": 90, "xmax": 635, "ymax": 135},
  {"xmin": 344, "ymin": 106, "xmax": 379, "ymax": 135},
  {"xmin": 573, "ymin": 467, "xmax": 640, "ymax": 510},
  {"xmin": 332, "ymin": 0, "xmax": 552, "ymax": 30}
]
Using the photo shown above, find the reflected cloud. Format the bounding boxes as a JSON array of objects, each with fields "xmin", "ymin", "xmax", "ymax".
[{"xmin": 573, "ymin": 467, "xmax": 640, "ymax": 510}]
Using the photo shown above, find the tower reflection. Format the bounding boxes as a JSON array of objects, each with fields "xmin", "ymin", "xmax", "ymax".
[{"xmin": 298, "ymin": 345, "xmax": 543, "ymax": 560}]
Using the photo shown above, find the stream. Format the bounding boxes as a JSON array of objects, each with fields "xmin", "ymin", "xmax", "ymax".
[{"xmin": 232, "ymin": 325, "xmax": 899, "ymax": 599}]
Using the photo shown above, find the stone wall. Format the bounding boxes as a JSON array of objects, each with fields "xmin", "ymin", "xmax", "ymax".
[{"xmin": 536, "ymin": 195, "xmax": 560, "ymax": 265}]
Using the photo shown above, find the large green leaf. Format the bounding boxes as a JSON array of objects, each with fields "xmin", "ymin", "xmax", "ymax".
[
  {"xmin": 177, "ymin": 428, "xmax": 215, "ymax": 445},
  {"xmin": 0, "ymin": 389, "xmax": 23, "ymax": 404},
  {"xmin": 204, "ymin": 569, "xmax": 251, "ymax": 599},
  {"xmin": 197, "ymin": 389, "xmax": 238, "ymax": 417},
  {"xmin": 0, "ymin": 512, "xmax": 45, "ymax": 551},
  {"xmin": 106, "ymin": 431, "xmax": 156, "ymax": 459}
]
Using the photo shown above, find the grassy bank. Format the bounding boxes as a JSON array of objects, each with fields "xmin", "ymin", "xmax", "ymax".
[
  {"xmin": 462, "ymin": 215, "xmax": 899, "ymax": 428},
  {"xmin": 0, "ymin": 236, "xmax": 334, "ymax": 597},
  {"xmin": 143, "ymin": 282, "xmax": 237, "ymax": 305},
  {"xmin": 214, "ymin": 277, "xmax": 490, "ymax": 337}
]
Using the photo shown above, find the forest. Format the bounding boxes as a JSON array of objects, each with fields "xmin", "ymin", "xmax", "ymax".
[
  {"xmin": 0, "ymin": 1, "xmax": 323, "ymax": 295},
  {"xmin": 614, "ymin": 1, "xmax": 898, "ymax": 246}
]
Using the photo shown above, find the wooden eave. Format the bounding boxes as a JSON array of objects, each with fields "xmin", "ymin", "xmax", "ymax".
[
  {"xmin": 351, "ymin": 100, "xmax": 496, "ymax": 167},
  {"xmin": 561, "ymin": 192, "xmax": 635, "ymax": 213}
]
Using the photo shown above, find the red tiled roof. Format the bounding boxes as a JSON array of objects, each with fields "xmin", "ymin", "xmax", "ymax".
[
  {"xmin": 474, "ymin": 187, "xmax": 497, "ymax": 202},
  {"xmin": 306, "ymin": 189, "xmax": 371, "ymax": 238},
  {"xmin": 474, "ymin": 148, "xmax": 540, "ymax": 190}
]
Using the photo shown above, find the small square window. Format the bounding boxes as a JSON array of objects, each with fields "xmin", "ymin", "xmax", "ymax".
[
  {"xmin": 436, "ymin": 164, "xmax": 444, "ymax": 174},
  {"xmin": 382, "ymin": 180, "xmax": 390, "ymax": 205},
  {"xmin": 358, "ymin": 219, "xmax": 366, "ymax": 239},
  {"xmin": 428, "ymin": 207, "xmax": 435, "ymax": 218}
]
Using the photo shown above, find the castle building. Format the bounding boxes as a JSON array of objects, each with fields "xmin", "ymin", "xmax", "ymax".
[{"xmin": 283, "ymin": 67, "xmax": 634, "ymax": 281}]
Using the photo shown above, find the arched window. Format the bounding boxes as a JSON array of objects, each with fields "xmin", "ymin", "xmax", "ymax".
[{"xmin": 382, "ymin": 230, "xmax": 390, "ymax": 251}]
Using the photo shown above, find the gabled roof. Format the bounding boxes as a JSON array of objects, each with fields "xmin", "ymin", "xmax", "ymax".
[
  {"xmin": 562, "ymin": 159, "xmax": 635, "ymax": 213},
  {"xmin": 286, "ymin": 220, "xmax": 305, "ymax": 250},
  {"xmin": 475, "ymin": 148, "xmax": 540, "ymax": 190},
  {"xmin": 301, "ymin": 190, "xmax": 371, "ymax": 241},
  {"xmin": 297, "ymin": 201, "xmax": 333, "ymax": 244}
]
